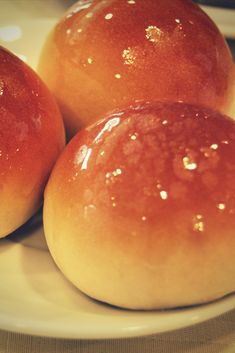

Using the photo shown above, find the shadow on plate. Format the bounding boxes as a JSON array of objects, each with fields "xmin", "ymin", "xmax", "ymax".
[{"xmin": 7, "ymin": 208, "xmax": 48, "ymax": 251}]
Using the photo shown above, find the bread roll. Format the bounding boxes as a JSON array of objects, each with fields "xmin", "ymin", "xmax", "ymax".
[
  {"xmin": 0, "ymin": 46, "xmax": 65, "ymax": 238},
  {"xmin": 43, "ymin": 101, "xmax": 235, "ymax": 309},
  {"xmin": 38, "ymin": 0, "xmax": 235, "ymax": 137}
]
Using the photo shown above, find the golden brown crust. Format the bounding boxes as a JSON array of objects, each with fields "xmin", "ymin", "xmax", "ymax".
[
  {"xmin": 44, "ymin": 102, "xmax": 235, "ymax": 309},
  {"xmin": 0, "ymin": 46, "xmax": 65, "ymax": 237},
  {"xmin": 38, "ymin": 0, "xmax": 235, "ymax": 137}
]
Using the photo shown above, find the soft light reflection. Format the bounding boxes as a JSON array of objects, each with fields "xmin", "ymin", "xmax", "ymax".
[
  {"xmin": 106, "ymin": 169, "xmax": 122, "ymax": 178},
  {"xmin": 201, "ymin": 147, "xmax": 212, "ymax": 158},
  {"xmin": 106, "ymin": 168, "xmax": 122, "ymax": 185},
  {"xmin": 74, "ymin": 145, "xmax": 88, "ymax": 165},
  {"xmin": 217, "ymin": 203, "xmax": 226, "ymax": 211},
  {"xmin": 130, "ymin": 133, "xmax": 138, "ymax": 140},
  {"xmin": 127, "ymin": 0, "xmax": 136, "ymax": 4},
  {"xmin": 115, "ymin": 73, "xmax": 121, "ymax": 79},
  {"xmin": 74, "ymin": 145, "xmax": 93, "ymax": 170},
  {"xmin": 81, "ymin": 148, "xmax": 92, "ymax": 170},
  {"xmin": 0, "ymin": 26, "xmax": 22, "ymax": 42},
  {"xmin": 84, "ymin": 204, "xmax": 96, "ymax": 218},
  {"xmin": 113, "ymin": 168, "xmax": 122, "ymax": 176},
  {"xmin": 67, "ymin": 0, "xmax": 92, "ymax": 18},
  {"xmin": 160, "ymin": 190, "xmax": 168, "ymax": 200},
  {"xmin": 86, "ymin": 12, "xmax": 93, "ymax": 18},
  {"xmin": 105, "ymin": 13, "xmax": 113, "ymax": 20},
  {"xmin": 141, "ymin": 216, "xmax": 147, "ymax": 221},
  {"xmin": 183, "ymin": 156, "xmax": 197, "ymax": 170},
  {"xmin": 0, "ymin": 81, "xmax": 3, "ymax": 96},
  {"xmin": 94, "ymin": 117, "xmax": 120, "ymax": 143},
  {"xmin": 193, "ymin": 214, "xmax": 204, "ymax": 233},
  {"xmin": 111, "ymin": 196, "xmax": 116, "ymax": 207},
  {"xmin": 210, "ymin": 143, "xmax": 218, "ymax": 150},
  {"xmin": 16, "ymin": 53, "xmax": 27, "ymax": 62},
  {"xmin": 156, "ymin": 182, "xmax": 162, "ymax": 190},
  {"xmin": 145, "ymin": 25, "xmax": 163, "ymax": 43},
  {"xmin": 175, "ymin": 19, "xmax": 183, "ymax": 29}
]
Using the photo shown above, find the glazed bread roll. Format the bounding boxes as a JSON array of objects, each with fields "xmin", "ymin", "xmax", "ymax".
[
  {"xmin": 43, "ymin": 101, "xmax": 235, "ymax": 309},
  {"xmin": 38, "ymin": 0, "xmax": 235, "ymax": 137},
  {"xmin": 0, "ymin": 46, "xmax": 65, "ymax": 238}
]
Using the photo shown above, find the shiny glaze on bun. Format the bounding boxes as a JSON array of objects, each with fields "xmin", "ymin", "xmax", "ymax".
[
  {"xmin": 44, "ymin": 101, "xmax": 235, "ymax": 309},
  {"xmin": 0, "ymin": 46, "xmax": 65, "ymax": 237},
  {"xmin": 38, "ymin": 0, "xmax": 235, "ymax": 137}
]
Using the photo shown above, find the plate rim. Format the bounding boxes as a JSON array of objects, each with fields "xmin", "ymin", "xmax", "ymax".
[{"xmin": 0, "ymin": 238, "xmax": 235, "ymax": 340}]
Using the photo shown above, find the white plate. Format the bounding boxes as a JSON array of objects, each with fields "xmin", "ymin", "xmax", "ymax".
[
  {"xmin": 201, "ymin": 5, "xmax": 235, "ymax": 39},
  {"xmin": 0, "ymin": 212, "xmax": 234, "ymax": 339},
  {"xmin": 0, "ymin": 0, "xmax": 235, "ymax": 340}
]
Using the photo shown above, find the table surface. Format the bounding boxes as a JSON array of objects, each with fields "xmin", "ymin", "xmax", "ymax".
[
  {"xmin": 0, "ymin": 309, "xmax": 235, "ymax": 353},
  {"xmin": 0, "ymin": 1, "xmax": 235, "ymax": 352}
]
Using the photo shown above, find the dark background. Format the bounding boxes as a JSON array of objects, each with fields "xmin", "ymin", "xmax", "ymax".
[{"xmin": 193, "ymin": 0, "xmax": 235, "ymax": 9}]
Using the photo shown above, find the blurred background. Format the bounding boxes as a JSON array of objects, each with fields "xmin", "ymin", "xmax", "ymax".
[
  {"xmin": 0, "ymin": 0, "xmax": 234, "ymax": 67},
  {"xmin": 194, "ymin": 0, "xmax": 235, "ymax": 8},
  {"xmin": 193, "ymin": 0, "xmax": 235, "ymax": 56}
]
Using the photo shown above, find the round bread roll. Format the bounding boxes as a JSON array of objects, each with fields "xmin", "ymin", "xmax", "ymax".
[
  {"xmin": 38, "ymin": 0, "xmax": 235, "ymax": 137},
  {"xmin": 0, "ymin": 46, "xmax": 65, "ymax": 238},
  {"xmin": 44, "ymin": 101, "xmax": 235, "ymax": 309}
]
